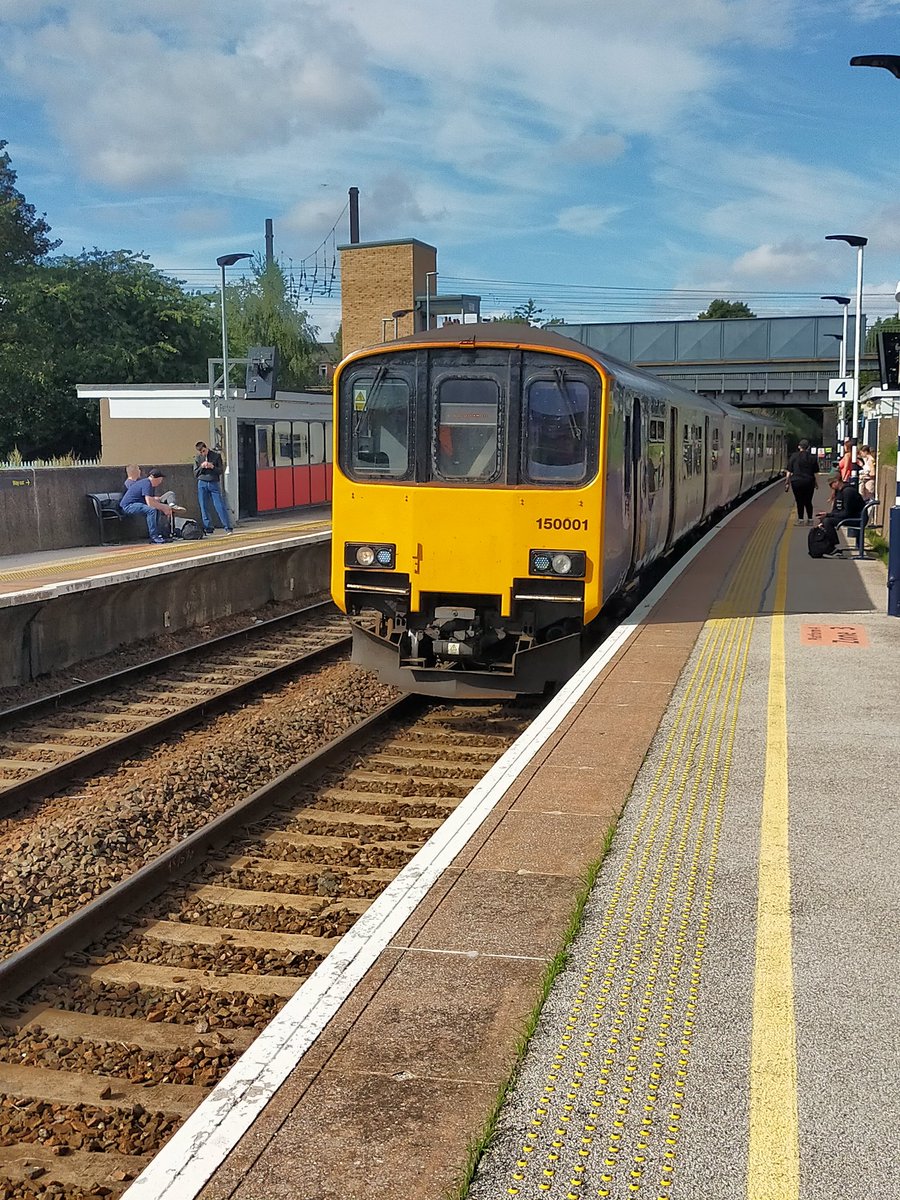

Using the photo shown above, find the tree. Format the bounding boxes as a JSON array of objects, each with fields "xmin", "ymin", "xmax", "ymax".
[
  {"xmin": 865, "ymin": 314, "xmax": 900, "ymax": 353},
  {"xmin": 0, "ymin": 250, "xmax": 218, "ymax": 458},
  {"xmin": 696, "ymin": 299, "xmax": 756, "ymax": 320},
  {"xmin": 222, "ymin": 258, "xmax": 319, "ymax": 390},
  {"xmin": 0, "ymin": 140, "xmax": 60, "ymax": 271},
  {"xmin": 491, "ymin": 298, "xmax": 564, "ymax": 326}
]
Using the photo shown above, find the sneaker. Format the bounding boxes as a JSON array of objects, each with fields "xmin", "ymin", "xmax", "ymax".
[
  {"xmin": 203, "ymin": 528, "xmax": 215, "ymax": 536},
  {"xmin": 224, "ymin": 529, "xmax": 235, "ymax": 535},
  {"xmin": 171, "ymin": 505, "xmax": 187, "ymax": 513},
  {"xmin": 150, "ymin": 536, "xmax": 167, "ymax": 544}
]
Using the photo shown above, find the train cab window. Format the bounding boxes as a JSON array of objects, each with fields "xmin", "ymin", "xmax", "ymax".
[
  {"xmin": 523, "ymin": 375, "xmax": 590, "ymax": 483},
  {"xmin": 343, "ymin": 370, "xmax": 411, "ymax": 479},
  {"xmin": 434, "ymin": 378, "xmax": 501, "ymax": 481}
]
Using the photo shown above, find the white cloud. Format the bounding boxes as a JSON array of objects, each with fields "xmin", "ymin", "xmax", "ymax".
[
  {"xmin": 556, "ymin": 205, "xmax": 623, "ymax": 235},
  {"xmin": 730, "ymin": 241, "xmax": 825, "ymax": 283}
]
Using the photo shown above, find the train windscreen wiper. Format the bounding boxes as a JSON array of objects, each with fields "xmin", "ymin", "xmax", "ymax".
[
  {"xmin": 352, "ymin": 364, "xmax": 388, "ymax": 436},
  {"xmin": 553, "ymin": 367, "xmax": 583, "ymax": 442}
]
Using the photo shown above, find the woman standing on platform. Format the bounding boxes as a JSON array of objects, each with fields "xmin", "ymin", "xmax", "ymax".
[{"xmin": 784, "ymin": 438, "xmax": 819, "ymax": 525}]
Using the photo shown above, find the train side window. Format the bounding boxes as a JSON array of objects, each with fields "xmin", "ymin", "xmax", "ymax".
[
  {"xmin": 731, "ymin": 430, "xmax": 741, "ymax": 466},
  {"xmin": 292, "ymin": 422, "xmax": 309, "ymax": 465},
  {"xmin": 434, "ymin": 378, "xmax": 502, "ymax": 481},
  {"xmin": 310, "ymin": 422, "xmax": 325, "ymax": 465},
  {"xmin": 683, "ymin": 424, "xmax": 693, "ymax": 476},
  {"xmin": 711, "ymin": 426, "xmax": 720, "ymax": 471},
  {"xmin": 343, "ymin": 371, "xmax": 411, "ymax": 478},
  {"xmin": 693, "ymin": 424, "xmax": 702, "ymax": 473},
  {"xmin": 523, "ymin": 376, "xmax": 589, "ymax": 483}
]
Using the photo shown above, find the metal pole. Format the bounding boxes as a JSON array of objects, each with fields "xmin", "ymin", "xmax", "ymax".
[
  {"xmin": 851, "ymin": 244, "xmax": 864, "ymax": 480},
  {"xmin": 218, "ymin": 261, "xmax": 229, "ymax": 453},
  {"xmin": 425, "ymin": 271, "xmax": 438, "ymax": 332}
]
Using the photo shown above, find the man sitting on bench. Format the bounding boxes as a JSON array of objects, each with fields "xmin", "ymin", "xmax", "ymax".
[
  {"xmin": 815, "ymin": 477, "xmax": 864, "ymax": 555},
  {"xmin": 119, "ymin": 468, "xmax": 178, "ymax": 544}
]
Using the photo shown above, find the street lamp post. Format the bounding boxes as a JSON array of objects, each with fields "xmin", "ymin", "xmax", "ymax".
[
  {"xmin": 425, "ymin": 271, "xmax": 438, "ymax": 332},
  {"xmin": 825, "ymin": 237, "xmax": 867, "ymax": 480},
  {"xmin": 849, "ymin": 53, "xmax": 900, "ymax": 614},
  {"xmin": 822, "ymin": 295, "xmax": 850, "ymax": 443},
  {"xmin": 214, "ymin": 252, "xmax": 252, "ymax": 520},
  {"xmin": 392, "ymin": 308, "xmax": 413, "ymax": 339}
]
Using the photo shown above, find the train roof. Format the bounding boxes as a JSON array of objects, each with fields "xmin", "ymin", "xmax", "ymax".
[{"xmin": 357, "ymin": 323, "xmax": 782, "ymax": 426}]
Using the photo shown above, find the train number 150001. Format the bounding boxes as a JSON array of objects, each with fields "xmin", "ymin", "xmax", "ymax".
[{"xmin": 536, "ymin": 517, "xmax": 588, "ymax": 531}]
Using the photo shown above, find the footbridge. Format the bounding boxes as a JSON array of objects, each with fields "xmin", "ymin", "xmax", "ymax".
[{"xmin": 558, "ymin": 314, "xmax": 873, "ymax": 410}]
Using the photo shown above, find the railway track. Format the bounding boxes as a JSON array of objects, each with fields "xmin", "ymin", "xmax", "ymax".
[
  {"xmin": 0, "ymin": 602, "xmax": 351, "ymax": 820},
  {"xmin": 0, "ymin": 694, "xmax": 541, "ymax": 1198}
]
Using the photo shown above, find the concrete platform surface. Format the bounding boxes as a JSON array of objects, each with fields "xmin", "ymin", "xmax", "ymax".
[
  {"xmin": 119, "ymin": 486, "xmax": 897, "ymax": 1200},
  {"xmin": 0, "ymin": 506, "xmax": 331, "ymax": 601}
]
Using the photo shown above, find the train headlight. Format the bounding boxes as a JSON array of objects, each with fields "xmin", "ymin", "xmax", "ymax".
[
  {"xmin": 529, "ymin": 549, "xmax": 586, "ymax": 578},
  {"xmin": 344, "ymin": 542, "xmax": 396, "ymax": 569}
]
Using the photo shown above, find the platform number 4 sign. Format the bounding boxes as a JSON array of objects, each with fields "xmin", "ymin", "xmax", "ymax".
[{"xmin": 828, "ymin": 378, "xmax": 855, "ymax": 405}]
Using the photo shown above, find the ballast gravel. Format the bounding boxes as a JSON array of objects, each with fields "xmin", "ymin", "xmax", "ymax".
[{"xmin": 0, "ymin": 661, "xmax": 398, "ymax": 961}]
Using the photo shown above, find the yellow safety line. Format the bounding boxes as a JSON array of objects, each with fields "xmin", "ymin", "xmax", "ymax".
[{"xmin": 747, "ymin": 519, "xmax": 799, "ymax": 1200}]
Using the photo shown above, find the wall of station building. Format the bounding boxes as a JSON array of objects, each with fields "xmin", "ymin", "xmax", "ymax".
[{"xmin": 339, "ymin": 238, "xmax": 437, "ymax": 357}]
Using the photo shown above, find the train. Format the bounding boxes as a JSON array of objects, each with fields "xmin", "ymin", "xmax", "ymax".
[{"xmin": 330, "ymin": 323, "xmax": 786, "ymax": 698}]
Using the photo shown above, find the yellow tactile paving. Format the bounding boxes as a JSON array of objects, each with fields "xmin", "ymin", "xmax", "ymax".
[
  {"xmin": 0, "ymin": 520, "xmax": 331, "ymax": 586},
  {"xmin": 501, "ymin": 504, "xmax": 789, "ymax": 1200},
  {"xmin": 748, "ymin": 520, "xmax": 799, "ymax": 1200}
]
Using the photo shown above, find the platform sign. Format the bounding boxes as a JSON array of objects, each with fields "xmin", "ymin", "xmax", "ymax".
[
  {"xmin": 828, "ymin": 377, "xmax": 855, "ymax": 405},
  {"xmin": 0, "ymin": 472, "xmax": 34, "ymax": 490}
]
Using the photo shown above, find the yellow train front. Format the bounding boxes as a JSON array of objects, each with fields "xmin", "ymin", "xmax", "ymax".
[{"xmin": 331, "ymin": 323, "xmax": 781, "ymax": 699}]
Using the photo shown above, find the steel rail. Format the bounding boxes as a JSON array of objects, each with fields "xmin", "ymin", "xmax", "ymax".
[
  {"xmin": 0, "ymin": 695, "xmax": 418, "ymax": 1005},
  {"xmin": 0, "ymin": 599, "xmax": 338, "ymax": 725},
  {"xmin": 0, "ymin": 605, "xmax": 351, "ymax": 820}
]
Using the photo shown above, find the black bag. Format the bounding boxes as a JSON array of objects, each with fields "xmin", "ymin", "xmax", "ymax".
[
  {"xmin": 174, "ymin": 516, "xmax": 204, "ymax": 540},
  {"xmin": 808, "ymin": 525, "xmax": 833, "ymax": 559}
]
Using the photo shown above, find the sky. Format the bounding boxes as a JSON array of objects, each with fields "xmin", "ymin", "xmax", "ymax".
[{"xmin": 3, "ymin": 0, "xmax": 900, "ymax": 339}]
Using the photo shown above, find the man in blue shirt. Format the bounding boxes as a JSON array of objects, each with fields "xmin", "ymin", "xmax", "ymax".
[{"xmin": 119, "ymin": 469, "xmax": 176, "ymax": 543}]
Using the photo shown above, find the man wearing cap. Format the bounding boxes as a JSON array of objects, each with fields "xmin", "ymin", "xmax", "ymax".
[{"xmin": 119, "ymin": 469, "xmax": 176, "ymax": 544}]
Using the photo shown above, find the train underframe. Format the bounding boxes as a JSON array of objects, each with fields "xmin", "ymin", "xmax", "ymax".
[{"xmin": 346, "ymin": 587, "xmax": 585, "ymax": 699}]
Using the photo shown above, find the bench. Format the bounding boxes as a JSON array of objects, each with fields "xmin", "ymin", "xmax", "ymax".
[
  {"xmin": 87, "ymin": 491, "xmax": 153, "ymax": 545},
  {"xmin": 834, "ymin": 499, "xmax": 879, "ymax": 559}
]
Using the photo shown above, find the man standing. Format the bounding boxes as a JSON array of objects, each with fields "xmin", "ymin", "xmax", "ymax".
[
  {"xmin": 119, "ymin": 468, "xmax": 176, "ymax": 544},
  {"xmin": 193, "ymin": 441, "xmax": 233, "ymax": 535}
]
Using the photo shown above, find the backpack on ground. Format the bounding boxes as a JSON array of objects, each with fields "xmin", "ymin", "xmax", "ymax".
[
  {"xmin": 174, "ymin": 516, "xmax": 204, "ymax": 540},
  {"xmin": 807, "ymin": 525, "xmax": 833, "ymax": 559}
]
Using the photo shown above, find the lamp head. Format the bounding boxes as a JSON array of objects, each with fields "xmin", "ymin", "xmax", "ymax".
[
  {"xmin": 821, "ymin": 295, "xmax": 851, "ymax": 306},
  {"xmin": 825, "ymin": 234, "xmax": 868, "ymax": 248},
  {"xmin": 216, "ymin": 252, "xmax": 253, "ymax": 268},
  {"xmin": 850, "ymin": 54, "xmax": 900, "ymax": 79},
  {"xmin": 825, "ymin": 333, "xmax": 843, "ymax": 341}
]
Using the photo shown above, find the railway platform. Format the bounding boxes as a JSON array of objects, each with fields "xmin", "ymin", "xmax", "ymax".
[
  {"xmin": 119, "ymin": 483, "xmax": 895, "ymax": 1200},
  {"xmin": 0, "ymin": 508, "xmax": 331, "ymax": 686}
]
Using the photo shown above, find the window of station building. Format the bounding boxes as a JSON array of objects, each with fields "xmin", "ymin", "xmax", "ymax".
[
  {"xmin": 711, "ymin": 426, "xmax": 720, "ymax": 471},
  {"xmin": 310, "ymin": 422, "xmax": 326, "ymax": 465},
  {"xmin": 292, "ymin": 423, "xmax": 310, "ymax": 465},
  {"xmin": 342, "ymin": 370, "xmax": 411, "ymax": 479},
  {"xmin": 523, "ymin": 375, "xmax": 590, "ymax": 484},
  {"xmin": 434, "ymin": 377, "xmax": 502, "ymax": 481},
  {"xmin": 257, "ymin": 424, "xmax": 274, "ymax": 468},
  {"xmin": 274, "ymin": 420, "xmax": 292, "ymax": 468}
]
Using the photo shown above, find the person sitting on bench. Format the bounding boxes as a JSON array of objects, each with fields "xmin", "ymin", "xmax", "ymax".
[
  {"xmin": 814, "ymin": 477, "xmax": 864, "ymax": 554},
  {"xmin": 119, "ymin": 468, "xmax": 178, "ymax": 544}
]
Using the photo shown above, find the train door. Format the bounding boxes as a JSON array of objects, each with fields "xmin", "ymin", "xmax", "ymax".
[
  {"xmin": 702, "ymin": 415, "xmax": 710, "ymax": 514},
  {"xmin": 666, "ymin": 407, "xmax": 678, "ymax": 548},
  {"xmin": 237, "ymin": 422, "xmax": 257, "ymax": 517}
]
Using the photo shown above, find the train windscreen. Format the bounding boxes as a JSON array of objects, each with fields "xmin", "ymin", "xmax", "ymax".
[
  {"xmin": 344, "ymin": 370, "xmax": 411, "ymax": 478},
  {"xmin": 524, "ymin": 376, "xmax": 589, "ymax": 482}
]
